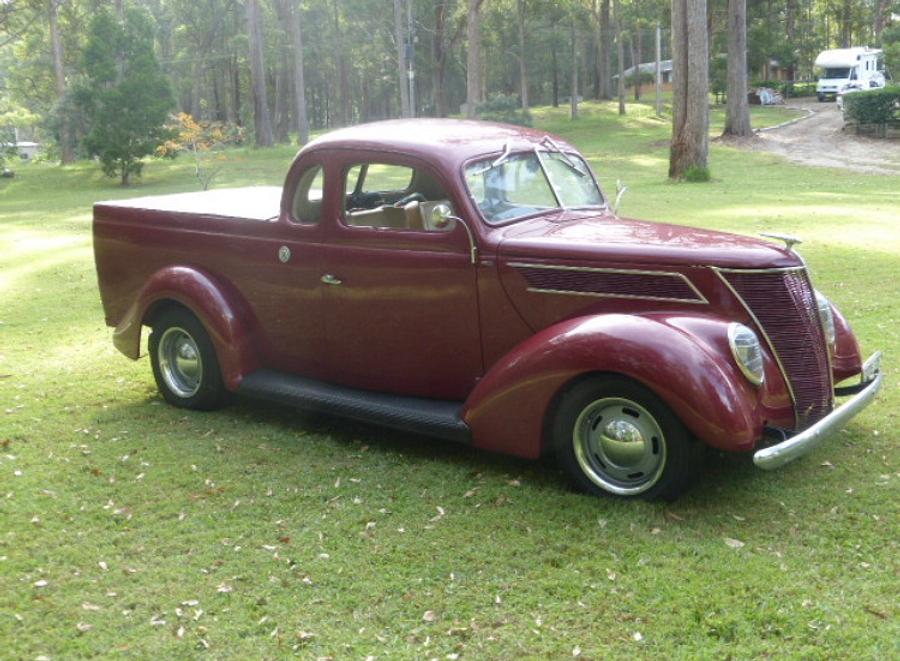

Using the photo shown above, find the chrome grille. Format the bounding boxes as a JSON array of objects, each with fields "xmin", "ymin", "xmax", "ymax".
[{"xmin": 722, "ymin": 268, "xmax": 832, "ymax": 429}]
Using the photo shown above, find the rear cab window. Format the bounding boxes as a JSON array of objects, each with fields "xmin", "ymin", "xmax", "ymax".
[{"xmin": 291, "ymin": 165, "xmax": 324, "ymax": 225}]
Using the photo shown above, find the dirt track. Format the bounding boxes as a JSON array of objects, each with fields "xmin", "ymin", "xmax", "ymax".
[{"xmin": 730, "ymin": 99, "xmax": 900, "ymax": 175}]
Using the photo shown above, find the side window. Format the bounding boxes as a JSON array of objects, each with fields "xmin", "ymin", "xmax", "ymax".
[
  {"xmin": 343, "ymin": 162, "xmax": 454, "ymax": 232},
  {"xmin": 291, "ymin": 165, "xmax": 324, "ymax": 225}
]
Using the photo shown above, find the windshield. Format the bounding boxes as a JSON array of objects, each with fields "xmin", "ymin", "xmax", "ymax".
[
  {"xmin": 822, "ymin": 67, "xmax": 851, "ymax": 79},
  {"xmin": 464, "ymin": 150, "xmax": 604, "ymax": 224}
]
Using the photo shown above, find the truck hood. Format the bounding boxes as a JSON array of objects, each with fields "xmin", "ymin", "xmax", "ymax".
[{"xmin": 495, "ymin": 210, "xmax": 800, "ymax": 269}]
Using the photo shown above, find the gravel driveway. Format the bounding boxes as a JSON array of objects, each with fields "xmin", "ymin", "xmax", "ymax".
[{"xmin": 733, "ymin": 99, "xmax": 900, "ymax": 175}]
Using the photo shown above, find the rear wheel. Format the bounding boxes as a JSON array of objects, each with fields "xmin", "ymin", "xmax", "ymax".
[
  {"xmin": 149, "ymin": 307, "xmax": 225, "ymax": 410},
  {"xmin": 553, "ymin": 375, "xmax": 703, "ymax": 501}
]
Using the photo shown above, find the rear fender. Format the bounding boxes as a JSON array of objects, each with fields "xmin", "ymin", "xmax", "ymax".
[
  {"xmin": 112, "ymin": 266, "xmax": 260, "ymax": 390},
  {"xmin": 463, "ymin": 313, "xmax": 787, "ymax": 459}
]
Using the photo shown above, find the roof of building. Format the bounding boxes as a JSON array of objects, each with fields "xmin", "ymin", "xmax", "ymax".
[{"xmin": 617, "ymin": 59, "xmax": 673, "ymax": 80}]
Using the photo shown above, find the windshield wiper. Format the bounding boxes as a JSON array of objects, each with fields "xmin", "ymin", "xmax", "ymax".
[
  {"xmin": 470, "ymin": 140, "xmax": 511, "ymax": 176},
  {"xmin": 540, "ymin": 136, "xmax": 586, "ymax": 176}
]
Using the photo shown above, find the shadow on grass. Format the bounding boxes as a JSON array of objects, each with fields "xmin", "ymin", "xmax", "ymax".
[{"xmin": 95, "ymin": 389, "xmax": 766, "ymax": 510}]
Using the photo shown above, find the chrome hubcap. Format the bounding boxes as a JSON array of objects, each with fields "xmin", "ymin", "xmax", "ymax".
[
  {"xmin": 158, "ymin": 327, "xmax": 202, "ymax": 398},
  {"xmin": 573, "ymin": 397, "xmax": 666, "ymax": 496}
]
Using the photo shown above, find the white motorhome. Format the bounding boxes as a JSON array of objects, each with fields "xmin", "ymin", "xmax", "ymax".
[{"xmin": 815, "ymin": 47, "xmax": 885, "ymax": 101}]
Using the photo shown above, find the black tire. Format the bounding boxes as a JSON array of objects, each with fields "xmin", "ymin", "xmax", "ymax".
[
  {"xmin": 817, "ymin": 93, "xmax": 825, "ymax": 102},
  {"xmin": 552, "ymin": 375, "xmax": 703, "ymax": 501},
  {"xmin": 149, "ymin": 307, "xmax": 226, "ymax": 411}
]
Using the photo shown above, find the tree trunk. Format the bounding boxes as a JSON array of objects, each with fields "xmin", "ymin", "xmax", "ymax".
[
  {"xmin": 723, "ymin": 0, "xmax": 751, "ymax": 137},
  {"xmin": 669, "ymin": 0, "xmax": 709, "ymax": 179},
  {"xmin": 289, "ymin": 2, "xmax": 310, "ymax": 144},
  {"xmin": 840, "ymin": 0, "xmax": 851, "ymax": 48},
  {"xmin": 48, "ymin": 0, "xmax": 73, "ymax": 164},
  {"xmin": 433, "ymin": 2, "xmax": 448, "ymax": 117},
  {"xmin": 785, "ymin": 0, "xmax": 796, "ymax": 82},
  {"xmin": 570, "ymin": 15, "xmax": 578, "ymax": 119},
  {"xmin": 874, "ymin": 0, "xmax": 888, "ymax": 44},
  {"xmin": 273, "ymin": 52, "xmax": 291, "ymax": 142},
  {"xmin": 614, "ymin": 0, "xmax": 625, "ymax": 115},
  {"xmin": 655, "ymin": 21, "xmax": 662, "ymax": 117},
  {"xmin": 190, "ymin": 60, "xmax": 202, "ymax": 119},
  {"xmin": 517, "ymin": 0, "xmax": 529, "ymax": 110},
  {"xmin": 394, "ymin": 0, "xmax": 411, "ymax": 117},
  {"xmin": 246, "ymin": 0, "xmax": 273, "ymax": 146},
  {"xmin": 465, "ymin": 0, "xmax": 482, "ymax": 118},
  {"xmin": 552, "ymin": 41, "xmax": 559, "ymax": 107},
  {"xmin": 231, "ymin": 55, "xmax": 241, "ymax": 125},
  {"xmin": 598, "ymin": 0, "xmax": 612, "ymax": 99},
  {"xmin": 332, "ymin": 1, "xmax": 350, "ymax": 125},
  {"xmin": 632, "ymin": 23, "xmax": 642, "ymax": 100}
]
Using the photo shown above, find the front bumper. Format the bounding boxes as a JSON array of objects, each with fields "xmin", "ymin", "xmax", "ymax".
[{"xmin": 753, "ymin": 352, "xmax": 883, "ymax": 470}]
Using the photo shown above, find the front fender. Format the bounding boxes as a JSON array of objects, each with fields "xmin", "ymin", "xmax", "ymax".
[
  {"xmin": 463, "ymin": 313, "xmax": 790, "ymax": 459},
  {"xmin": 112, "ymin": 265, "xmax": 260, "ymax": 390},
  {"xmin": 831, "ymin": 303, "xmax": 863, "ymax": 382}
]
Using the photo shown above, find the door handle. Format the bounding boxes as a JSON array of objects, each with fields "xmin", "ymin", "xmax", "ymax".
[{"xmin": 321, "ymin": 274, "xmax": 342, "ymax": 286}]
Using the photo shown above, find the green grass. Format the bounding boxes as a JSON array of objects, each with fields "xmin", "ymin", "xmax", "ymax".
[{"xmin": 1, "ymin": 99, "xmax": 897, "ymax": 659}]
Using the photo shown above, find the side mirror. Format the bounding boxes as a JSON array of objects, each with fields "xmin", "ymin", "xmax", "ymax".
[
  {"xmin": 429, "ymin": 203, "xmax": 478, "ymax": 265},
  {"xmin": 613, "ymin": 179, "xmax": 628, "ymax": 216}
]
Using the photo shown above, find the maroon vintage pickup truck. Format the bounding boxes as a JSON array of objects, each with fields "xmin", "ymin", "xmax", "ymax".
[{"xmin": 93, "ymin": 119, "xmax": 882, "ymax": 500}]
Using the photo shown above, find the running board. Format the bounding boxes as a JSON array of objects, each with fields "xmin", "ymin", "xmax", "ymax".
[{"xmin": 238, "ymin": 369, "xmax": 471, "ymax": 444}]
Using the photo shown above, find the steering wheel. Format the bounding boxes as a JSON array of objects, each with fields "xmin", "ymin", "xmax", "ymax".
[{"xmin": 395, "ymin": 192, "xmax": 426, "ymax": 207}]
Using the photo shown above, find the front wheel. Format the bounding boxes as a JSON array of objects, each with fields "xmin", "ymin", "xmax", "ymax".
[
  {"xmin": 552, "ymin": 375, "xmax": 703, "ymax": 501},
  {"xmin": 149, "ymin": 307, "xmax": 226, "ymax": 410}
]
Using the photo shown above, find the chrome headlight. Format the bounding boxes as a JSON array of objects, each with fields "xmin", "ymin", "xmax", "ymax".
[
  {"xmin": 815, "ymin": 291, "xmax": 836, "ymax": 349},
  {"xmin": 728, "ymin": 323, "xmax": 765, "ymax": 386}
]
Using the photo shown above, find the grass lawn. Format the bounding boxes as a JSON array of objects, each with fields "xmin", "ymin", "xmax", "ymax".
[{"xmin": 1, "ymin": 100, "xmax": 897, "ymax": 659}]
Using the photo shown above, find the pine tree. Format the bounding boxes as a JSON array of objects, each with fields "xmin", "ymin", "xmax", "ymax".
[{"xmin": 74, "ymin": 8, "xmax": 173, "ymax": 185}]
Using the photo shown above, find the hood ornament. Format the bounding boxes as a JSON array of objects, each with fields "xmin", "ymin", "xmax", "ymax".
[{"xmin": 760, "ymin": 232, "xmax": 803, "ymax": 252}]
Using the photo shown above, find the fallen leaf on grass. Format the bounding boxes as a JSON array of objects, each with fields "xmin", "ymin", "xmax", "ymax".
[
  {"xmin": 33, "ymin": 580, "xmax": 48, "ymax": 588},
  {"xmin": 98, "ymin": 561, "xmax": 108, "ymax": 571},
  {"xmin": 82, "ymin": 603, "xmax": 101, "ymax": 611},
  {"xmin": 76, "ymin": 622, "xmax": 92, "ymax": 633},
  {"xmin": 422, "ymin": 610, "xmax": 437, "ymax": 622},
  {"xmin": 216, "ymin": 583, "xmax": 233, "ymax": 593},
  {"xmin": 864, "ymin": 605, "xmax": 888, "ymax": 619},
  {"xmin": 723, "ymin": 537, "xmax": 745, "ymax": 549}
]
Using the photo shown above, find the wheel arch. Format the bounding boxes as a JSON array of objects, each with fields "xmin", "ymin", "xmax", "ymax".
[
  {"xmin": 463, "ymin": 313, "xmax": 767, "ymax": 459},
  {"xmin": 112, "ymin": 265, "xmax": 262, "ymax": 390}
]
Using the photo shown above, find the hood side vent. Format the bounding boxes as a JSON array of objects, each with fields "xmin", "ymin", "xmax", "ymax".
[{"xmin": 510, "ymin": 262, "xmax": 707, "ymax": 304}]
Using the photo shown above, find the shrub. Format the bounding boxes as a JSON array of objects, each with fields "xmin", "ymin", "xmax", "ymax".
[
  {"xmin": 476, "ymin": 93, "xmax": 532, "ymax": 127},
  {"xmin": 842, "ymin": 86, "xmax": 900, "ymax": 125},
  {"xmin": 157, "ymin": 113, "xmax": 245, "ymax": 190}
]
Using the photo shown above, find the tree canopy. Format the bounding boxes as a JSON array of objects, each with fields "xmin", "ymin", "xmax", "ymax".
[{"xmin": 73, "ymin": 6, "xmax": 173, "ymax": 184}]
